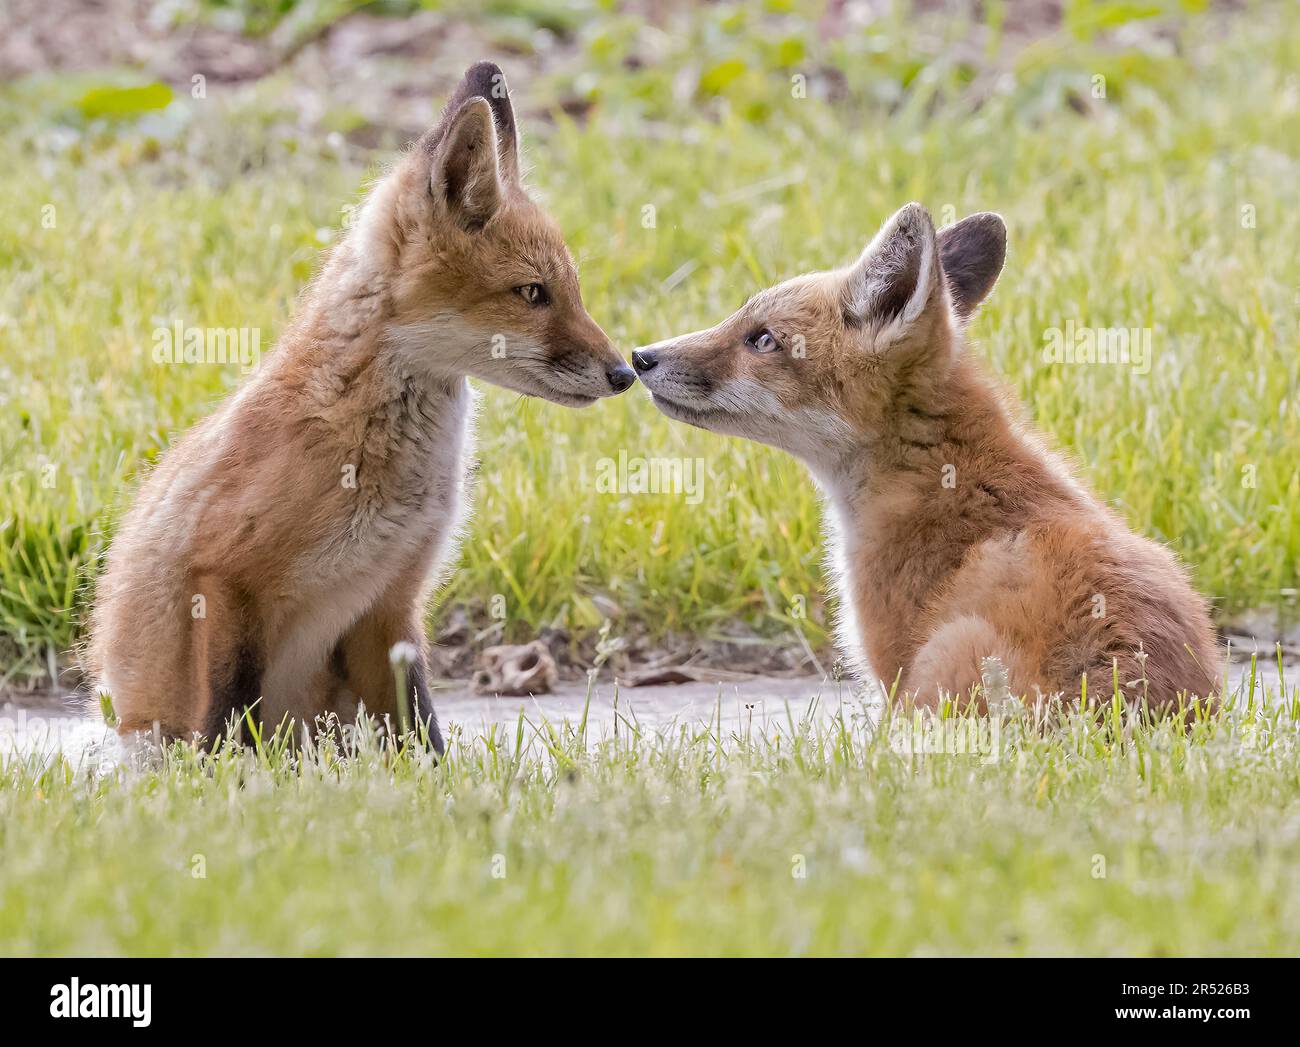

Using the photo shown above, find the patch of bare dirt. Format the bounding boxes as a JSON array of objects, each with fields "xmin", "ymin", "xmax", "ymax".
[{"xmin": 427, "ymin": 605, "xmax": 822, "ymax": 687}]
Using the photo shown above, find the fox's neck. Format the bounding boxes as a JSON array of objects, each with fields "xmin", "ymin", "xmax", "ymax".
[
  {"xmin": 815, "ymin": 355, "xmax": 1085, "ymax": 684},
  {"xmin": 263, "ymin": 233, "xmax": 471, "ymax": 463}
]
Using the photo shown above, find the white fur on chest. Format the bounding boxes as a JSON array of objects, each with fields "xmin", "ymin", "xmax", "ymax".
[
  {"xmin": 333, "ymin": 378, "xmax": 475, "ymax": 593},
  {"xmin": 260, "ymin": 381, "xmax": 477, "ymax": 719},
  {"xmin": 814, "ymin": 465, "xmax": 875, "ymax": 685}
]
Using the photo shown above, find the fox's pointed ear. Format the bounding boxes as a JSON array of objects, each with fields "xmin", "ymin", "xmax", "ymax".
[
  {"xmin": 435, "ymin": 61, "xmax": 520, "ymax": 183},
  {"xmin": 937, "ymin": 212, "xmax": 1006, "ymax": 320},
  {"xmin": 844, "ymin": 203, "xmax": 940, "ymax": 334},
  {"xmin": 430, "ymin": 97, "xmax": 502, "ymax": 232}
]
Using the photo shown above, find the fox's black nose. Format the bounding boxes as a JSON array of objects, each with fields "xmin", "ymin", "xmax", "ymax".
[
  {"xmin": 607, "ymin": 365, "xmax": 637, "ymax": 393},
  {"xmin": 632, "ymin": 349, "xmax": 658, "ymax": 373}
]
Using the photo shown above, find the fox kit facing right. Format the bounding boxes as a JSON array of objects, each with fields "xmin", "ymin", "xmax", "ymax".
[
  {"xmin": 88, "ymin": 63, "xmax": 634, "ymax": 747},
  {"xmin": 635, "ymin": 203, "xmax": 1219, "ymax": 708}
]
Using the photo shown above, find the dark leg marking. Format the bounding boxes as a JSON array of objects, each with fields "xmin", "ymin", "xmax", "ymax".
[
  {"xmin": 330, "ymin": 638, "xmax": 348, "ymax": 680},
  {"xmin": 199, "ymin": 639, "xmax": 263, "ymax": 748},
  {"xmin": 409, "ymin": 658, "xmax": 444, "ymax": 755},
  {"xmin": 194, "ymin": 583, "xmax": 264, "ymax": 748}
]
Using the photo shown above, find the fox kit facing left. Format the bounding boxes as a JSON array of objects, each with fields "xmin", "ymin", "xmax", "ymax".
[
  {"xmin": 635, "ymin": 203, "xmax": 1218, "ymax": 709},
  {"xmin": 88, "ymin": 63, "xmax": 634, "ymax": 747}
]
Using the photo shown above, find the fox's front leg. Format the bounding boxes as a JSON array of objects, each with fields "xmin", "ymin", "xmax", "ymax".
[
  {"xmin": 188, "ymin": 573, "xmax": 264, "ymax": 745},
  {"xmin": 331, "ymin": 596, "xmax": 443, "ymax": 753}
]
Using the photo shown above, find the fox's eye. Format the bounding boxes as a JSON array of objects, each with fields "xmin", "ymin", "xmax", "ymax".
[
  {"xmin": 747, "ymin": 329, "xmax": 780, "ymax": 353},
  {"xmin": 514, "ymin": 283, "xmax": 549, "ymax": 307}
]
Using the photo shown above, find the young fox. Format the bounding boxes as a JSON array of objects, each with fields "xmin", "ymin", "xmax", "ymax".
[
  {"xmin": 634, "ymin": 203, "xmax": 1219, "ymax": 708},
  {"xmin": 88, "ymin": 63, "xmax": 635, "ymax": 747}
]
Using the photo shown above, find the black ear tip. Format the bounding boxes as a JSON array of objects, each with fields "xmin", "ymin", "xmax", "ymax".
[
  {"xmin": 462, "ymin": 61, "xmax": 508, "ymax": 95},
  {"xmin": 969, "ymin": 211, "xmax": 1007, "ymax": 239},
  {"xmin": 972, "ymin": 213, "xmax": 1006, "ymax": 265},
  {"xmin": 939, "ymin": 212, "xmax": 1007, "ymax": 252},
  {"xmin": 466, "ymin": 60, "xmax": 503, "ymax": 76},
  {"xmin": 937, "ymin": 210, "xmax": 1008, "ymax": 318}
]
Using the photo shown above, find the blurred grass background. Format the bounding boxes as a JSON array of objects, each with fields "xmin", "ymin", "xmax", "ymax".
[{"xmin": 0, "ymin": 0, "xmax": 1296, "ymax": 686}]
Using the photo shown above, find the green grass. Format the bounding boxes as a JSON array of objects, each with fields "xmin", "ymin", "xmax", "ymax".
[
  {"xmin": 3, "ymin": 668, "xmax": 1299, "ymax": 955},
  {"xmin": 0, "ymin": 2, "xmax": 1297, "ymax": 684},
  {"xmin": 2, "ymin": 1, "xmax": 1295, "ymax": 960}
]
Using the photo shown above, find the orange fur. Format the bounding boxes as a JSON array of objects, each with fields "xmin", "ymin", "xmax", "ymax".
[
  {"xmin": 636, "ymin": 203, "xmax": 1219, "ymax": 708},
  {"xmin": 87, "ymin": 64, "xmax": 634, "ymax": 746}
]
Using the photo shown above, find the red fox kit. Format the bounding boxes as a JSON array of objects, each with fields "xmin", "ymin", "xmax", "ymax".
[
  {"xmin": 88, "ymin": 63, "xmax": 635, "ymax": 747},
  {"xmin": 634, "ymin": 203, "xmax": 1219, "ymax": 708}
]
